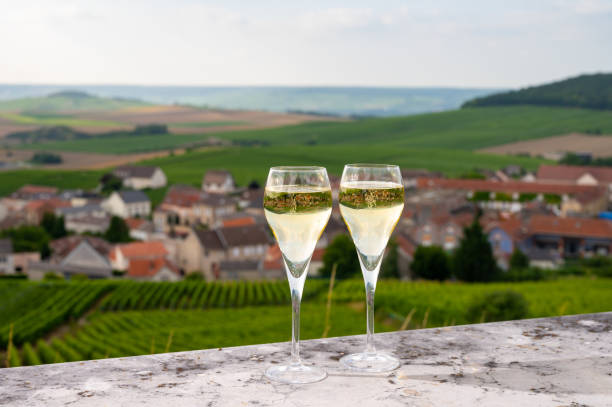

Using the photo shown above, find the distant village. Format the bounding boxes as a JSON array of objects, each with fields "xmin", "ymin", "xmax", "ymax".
[{"xmin": 1, "ymin": 162, "xmax": 611, "ymax": 281}]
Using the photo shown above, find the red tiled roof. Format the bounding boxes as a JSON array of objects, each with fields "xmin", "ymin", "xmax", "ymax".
[
  {"xmin": 527, "ymin": 215, "xmax": 612, "ymax": 239},
  {"xmin": 416, "ymin": 177, "xmax": 606, "ymax": 201},
  {"xmin": 484, "ymin": 216, "xmax": 524, "ymax": 239},
  {"xmin": 128, "ymin": 257, "xmax": 179, "ymax": 277},
  {"xmin": 116, "ymin": 241, "xmax": 168, "ymax": 259},
  {"xmin": 25, "ymin": 199, "xmax": 71, "ymax": 211},
  {"xmin": 125, "ymin": 218, "xmax": 146, "ymax": 230},
  {"xmin": 161, "ymin": 185, "xmax": 202, "ymax": 208},
  {"xmin": 222, "ymin": 217, "xmax": 256, "ymax": 228},
  {"xmin": 18, "ymin": 185, "xmax": 58, "ymax": 195},
  {"xmin": 537, "ymin": 165, "xmax": 612, "ymax": 183}
]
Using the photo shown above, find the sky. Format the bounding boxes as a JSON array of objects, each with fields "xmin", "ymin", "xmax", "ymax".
[{"xmin": 0, "ymin": 0, "xmax": 611, "ymax": 88}]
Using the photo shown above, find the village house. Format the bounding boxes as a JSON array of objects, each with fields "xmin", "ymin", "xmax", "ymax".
[
  {"xmin": 195, "ymin": 194, "xmax": 236, "ymax": 228},
  {"xmin": 219, "ymin": 214, "xmax": 257, "ymax": 228},
  {"xmin": 102, "ymin": 190, "xmax": 151, "ymax": 219},
  {"xmin": 125, "ymin": 218, "xmax": 156, "ymax": 241},
  {"xmin": 112, "ymin": 166, "xmax": 167, "ymax": 190},
  {"xmin": 537, "ymin": 165, "xmax": 612, "ymax": 206},
  {"xmin": 523, "ymin": 215, "xmax": 612, "ymax": 259},
  {"xmin": 239, "ymin": 188, "xmax": 264, "ymax": 216},
  {"xmin": 24, "ymin": 198, "xmax": 71, "ymax": 225},
  {"xmin": 65, "ymin": 216, "xmax": 110, "ymax": 234},
  {"xmin": 157, "ymin": 185, "xmax": 203, "ymax": 227},
  {"xmin": 0, "ymin": 239, "xmax": 14, "ymax": 274},
  {"xmin": 202, "ymin": 170, "xmax": 235, "ymax": 194},
  {"xmin": 12, "ymin": 185, "xmax": 58, "ymax": 201},
  {"xmin": 110, "ymin": 241, "xmax": 169, "ymax": 271},
  {"xmin": 57, "ymin": 204, "xmax": 110, "ymax": 234},
  {"xmin": 12, "ymin": 252, "xmax": 41, "ymax": 274},
  {"xmin": 29, "ymin": 236, "xmax": 113, "ymax": 280},
  {"xmin": 417, "ymin": 177, "xmax": 607, "ymax": 216},
  {"xmin": 154, "ymin": 185, "xmax": 237, "ymax": 232},
  {"xmin": 179, "ymin": 224, "xmax": 272, "ymax": 279},
  {"xmin": 127, "ymin": 257, "xmax": 181, "ymax": 281},
  {"xmin": 59, "ymin": 190, "xmax": 104, "ymax": 207}
]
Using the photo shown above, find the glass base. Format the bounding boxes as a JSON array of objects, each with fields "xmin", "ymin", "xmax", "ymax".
[
  {"xmin": 340, "ymin": 352, "xmax": 400, "ymax": 373},
  {"xmin": 265, "ymin": 363, "xmax": 327, "ymax": 384}
]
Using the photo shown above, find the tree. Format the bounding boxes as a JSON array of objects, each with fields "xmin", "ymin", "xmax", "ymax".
[
  {"xmin": 319, "ymin": 234, "xmax": 360, "ymax": 279},
  {"xmin": 509, "ymin": 248, "xmax": 529, "ymax": 270},
  {"xmin": 380, "ymin": 238, "xmax": 400, "ymax": 278},
  {"xmin": 0, "ymin": 225, "xmax": 51, "ymax": 259},
  {"xmin": 99, "ymin": 173, "xmax": 123, "ymax": 194},
  {"xmin": 248, "ymin": 180, "xmax": 261, "ymax": 189},
  {"xmin": 104, "ymin": 216, "xmax": 131, "ymax": 243},
  {"xmin": 40, "ymin": 212, "xmax": 67, "ymax": 239},
  {"xmin": 453, "ymin": 214, "xmax": 499, "ymax": 282},
  {"xmin": 411, "ymin": 245, "xmax": 451, "ymax": 281},
  {"xmin": 30, "ymin": 152, "xmax": 63, "ymax": 165}
]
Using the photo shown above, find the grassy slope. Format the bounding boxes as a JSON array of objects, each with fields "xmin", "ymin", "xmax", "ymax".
[
  {"xmin": 210, "ymin": 106, "xmax": 612, "ymax": 149},
  {"xmin": 141, "ymin": 145, "xmax": 548, "ymax": 187},
  {"xmin": 0, "ymin": 144, "xmax": 547, "ymax": 196},
  {"xmin": 13, "ymin": 106, "xmax": 612, "ymax": 154},
  {"xmin": 6, "ymin": 105, "xmax": 612, "ymax": 195},
  {"xmin": 17, "ymin": 133, "xmax": 213, "ymax": 154},
  {"xmin": 0, "ymin": 169, "xmax": 103, "ymax": 196}
]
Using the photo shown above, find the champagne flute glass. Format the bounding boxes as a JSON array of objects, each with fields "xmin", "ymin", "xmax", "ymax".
[
  {"xmin": 263, "ymin": 166, "xmax": 332, "ymax": 384},
  {"xmin": 339, "ymin": 164, "xmax": 404, "ymax": 372}
]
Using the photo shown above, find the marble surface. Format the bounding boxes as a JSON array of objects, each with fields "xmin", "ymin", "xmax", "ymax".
[{"xmin": 1, "ymin": 313, "xmax": 611, "ymax": 407}]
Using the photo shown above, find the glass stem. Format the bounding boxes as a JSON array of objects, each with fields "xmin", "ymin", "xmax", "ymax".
[
  {"xmin": 291, "ymin": 288, "xmax": 302, "ymax": 365},
  {"xmin": 365, "ymin": 281, "xmax": 376, "ymax": 355}
]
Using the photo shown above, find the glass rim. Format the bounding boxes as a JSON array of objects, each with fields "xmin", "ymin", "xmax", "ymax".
[
  {"xmin": 344, "ymin": 163, "xmax": 400, "ymax": 169},
  {"xmin": 269, "ymin": 166, "xmax": 327, "ymax": 172}
]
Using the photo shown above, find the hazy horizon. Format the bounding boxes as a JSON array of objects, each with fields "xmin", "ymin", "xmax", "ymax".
[{"xmin": 0, "ymin": 84, "xmax": 500, "ymax": 116}]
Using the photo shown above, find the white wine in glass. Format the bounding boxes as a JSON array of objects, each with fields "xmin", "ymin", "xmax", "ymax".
[
  {"xmin": 339, "ymin": 164, "xmax": 404, "ymax": 372},
  {"xmin": 263, "ymin": 166, "xmax": 332, "ymax": 384}
]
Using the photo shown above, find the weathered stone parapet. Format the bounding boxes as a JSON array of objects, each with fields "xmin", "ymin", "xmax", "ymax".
[{"xmin": 1, "ymin": 313, "xmax": 611, "ymax": 406}]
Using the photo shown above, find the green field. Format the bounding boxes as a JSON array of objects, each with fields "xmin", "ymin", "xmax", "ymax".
[
  {"xmin": 4, "ymin": 104, "xmax": 612, "ymax": 197},
  {"xmin": 208, "ymin": 106, "xmax": 612, "ymax": 149},
  {"xmin": 18, "ymin": 133, "xmax": 215, "ymax": 154},
  {"xmin": 0, "ymin": 169, "xmax": 103, "ymax": 197},
  {"xmin": 2, "ymin": 278, "xmax": 611, "ymax": 368},
  {"xmin": 142, "ymin": 145, "xmax": 548, "ymax": 187},
  {"xmin": 13, "ymin": 106, "xmax": 612, "ymax": 154},
  {"xmin": 0, "ymin": 144, "xmax": 547, "ymax": 197},
  {"xmin": 171, "ymin": 120, "xmax": 247, "ymax": 128}
]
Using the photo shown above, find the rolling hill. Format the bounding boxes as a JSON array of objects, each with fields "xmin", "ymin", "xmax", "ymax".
[
  {"xmin": 463, "ymin": 73, "xmax": 612, "ymax": 110},
  {"xmin": 17, "ymin": 106, "xmax": 612, "ymax": 154},
  {"xmin": 0, "ymin": 91, "xmax": 146, "ymax": 113}
]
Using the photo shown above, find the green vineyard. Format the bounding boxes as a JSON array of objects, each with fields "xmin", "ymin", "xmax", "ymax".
[{"xmin": 2, "ymin": 277, "xmax": 612, "ymax": 368}]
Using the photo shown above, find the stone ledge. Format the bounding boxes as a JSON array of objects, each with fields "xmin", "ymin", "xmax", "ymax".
[{"xmin": 1, "ymin": 313, "xmax": 611, "ymax": 407}]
